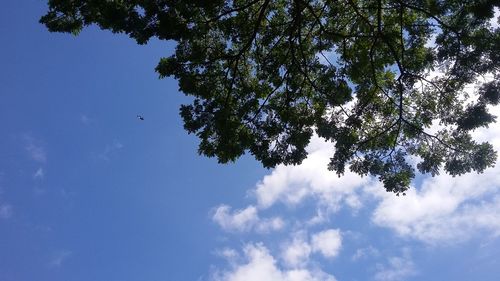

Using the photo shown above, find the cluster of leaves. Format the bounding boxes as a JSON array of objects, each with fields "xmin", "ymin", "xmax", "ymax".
[{"xmin": 41, "ymin": 0, "xmax": 500, "ymax": 194}]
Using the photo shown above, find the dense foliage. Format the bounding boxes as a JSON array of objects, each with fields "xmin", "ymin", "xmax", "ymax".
[{"xmin": 41, "ymin": 0, "xmax": 500, "ymax": 194}]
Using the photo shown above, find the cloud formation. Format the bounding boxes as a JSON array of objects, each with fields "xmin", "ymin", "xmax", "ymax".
[
  {"xmin": 49, "ymin": 250, "xmax": 72, "ymax": 268},
  {"xmin": 212, "ymin": 243, "xmax": 337, "ymax": 281},
  {"xmin": 351, "ymin": 246, "xmax": 380, "ymax": 261},
  {"xmin": 281, "ymin": 229, "xmax": 342, "ymax": 268},
  {"xmin": 374, "ymin": 249, "xmax": 416, "ymax": 281},
  {"xmin": 311, "ymin": 229, "xmax": 342, "ymax": 258},
  {"xmin": 246, "ymin": 114, "xmax": 500, "ymax": 244},
  {"xmin": 98, "ymin": 140, "xmax": 124, "ymax": 161},
  {"xmin": 0, "ymin": 203, "xmax": 13, "ymax": 219},
  {"xmin": 80, "ymin": 114, "xmax": 92, "ymax": 125},
  {"xmin": 210, "ymin": 103, "xmax": 500, "ymax": 280},
  {"xmin": 33, "ymin": 167, "xmax": 44, "ymax": 180},
  {"xmin": 212, "ymin": 205, "xmax": 284, "ymax": 233},
  {"xmin": 0, "ymin": 182, "xmax": 13, "ymax": 220},
  {"xmin": 23, "ymin": 135, "xmax": 46, "ymax": 163},
  {"xmin": 253, "ymin": 135, "xmax": 371, "ymax": 215},
  {"xmin": 370, "ymin": 176, "xmax": 500, "ymax": 243},
  {"xmin": 281, "ymin": 233, "xmax": 312, "ymax": 267},
  {"xmin": 369, "ymin": 109, "xmax": 500, "ymax": 244}
]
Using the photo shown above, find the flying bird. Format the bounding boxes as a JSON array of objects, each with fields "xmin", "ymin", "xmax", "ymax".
[{"xmin": 137, "ymin": 115, "xmax": 144, "ymax": 121}]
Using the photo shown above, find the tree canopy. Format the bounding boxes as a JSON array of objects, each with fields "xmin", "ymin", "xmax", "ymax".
[{"xmin": 41, "ymin": 0, "xmax": 500, "ymax": 194}]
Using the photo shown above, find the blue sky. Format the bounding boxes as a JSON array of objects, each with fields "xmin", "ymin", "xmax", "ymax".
[{"xmin": 1, "ymin": 1, "xmax": 500, "ymax": 281}]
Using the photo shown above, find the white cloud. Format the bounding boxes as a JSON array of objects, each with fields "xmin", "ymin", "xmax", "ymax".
[
  {"xmin": 311, "ymin": 229, "xmax": 342, "ymax": 258},
  {"xmin": 23, "ymin": 135, "xmax": 46, "ymax": 163},
  {"xmin": 0, "ymin": 204, "xmax": 13, "ymax": 219},
  {"xmin": 284, "ymin": 269, "xmax": 337, "ymax": 281},
  {"xmin": 208, "ymin": 61, "xmax": 500, "ymax": 281},
  {"xmin": 281, "ymin": 229, "xmax": 342, "ymax": 268},
  {"xmin": 281, "ymin": 233, "xmax": 312, "ymax": 267},
  {"xmin": 209, "ymin": 102, "xmax": 500, "ymax": 281},
  {"xmin": 255, "ymin": 217, "xmax": 285, "ymax": 233},
  {"xmin": 212, "ymin": 243, "xmax": 336, "ymax": 281},
  {"xmin": 98, "ymin": 140, "xmax": 124, "ymax": 160},
  {"xmin": 372, "ymin": 187, "xmax": 500, "ymax": 243},
  {"xmin": 351, "ymin": 246, "xmax": 380, "ymax": 261},
  {"xmin": 490, "ymin": 7, "xmax": 499, "ymax": 29},
  {"xmin": 306, "ymin": 208, "xmax": 328, "ymax": 226},
  {"xmin": 0, "ymin": 183, "xmax": 12, "ymax": 220},
  {"xmin": 212, "ymin": 121, "xmax": 500, "ymax": 245},
  {"xmin": 253, "ymin": 135, "xmax": 372, "ymax": 213},
  {"xmin": 213, "ymin": 205, "xmax": 259, "ymax": 232},
  {"xmin": 33, "ymin": 167, "xmax": 44, "ymax": 180},
  {"xmin": 369, "ymin": 114, "xmax": 500, "ymax": 243},
  {"xmin": 215, "ymin": 248, "xmax": 240, "ymax": 263},
  {"xmin": 374, "ymin": 250, "xmax": 416, "ymax": 281},
  {"xmin": 49, "ymin": 250, "xmax": 72, "ymax": 268},
  {"xmin": 80, "ymin": 114, "xmax": 92, "ymax": 125},
  {"xmin": 362, "ymin": 100, "xmax": 500, "ymax": 243},
  {"xmin": 244, "ymin": 105, "xmax": 500, "ymax": 244},
  {"xmin": 216, "ymin": 117, "xmax": 500, "ymax": 246},
  {"xmin": 212, "ymin": 205, "xmax": 284, "ymax": 233}
]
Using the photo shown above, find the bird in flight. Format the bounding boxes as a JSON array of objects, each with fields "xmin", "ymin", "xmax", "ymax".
[{"xmin": 137, "ymin": 115, "xmax": 144, "ymax": 121}]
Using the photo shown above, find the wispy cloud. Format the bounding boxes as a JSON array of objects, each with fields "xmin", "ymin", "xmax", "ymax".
[
  {"xmin": 49, "ymin": 250, "xmax": 72, "ymax": 268},
  {"xmin": 212, "ymin": 205, "xmax": 284, "ymax": 233},
  {"xmin": 281, "ymin": 229, "xmax": 342, "ymax": 268},
  {"xmin": 374, "ymin": 249, "xmax": 416, "ymax": 281},
  {"xmin": 251, "ymin": 135, "xmax": 373, "ymax": 216},
  {"xmin": 255, "ymin": 217, "xmax": 285, "ymax": 233},
  {"xmin": 281, "ymin": 232, "xmax": 312, "ymax": 267},
  {"xmin": 369, "ymin": 109, "xmax": 500, "ymax": 244},
  {"xmin": 215, "ymin": 248, "xmax": 239, "ymax": 263},
  {"xmin": 209, "ymin": 101, "xmax": 500, "ymax": 280},
  {"xmin": 98, "ymin": 140, "xmax": 124, "ymax": 161},
  {"xmin": 236, "ymin": 108, "xmax": 500, "ymax": 244},
  {"xmin": 33, "ymin": 167, "xmax": 44, "ymax": 180},
  {"xmin": 23, "ymin": 135, "xmax": 46, "ymax": 163},
  {"xmin": 80, "ymin": 114, "xmax": 92, "ymax": 125},
  {"xmin": 352, "ymin": 246, "xmax": 380, "ymax": 261},
  {"xmin": 212, "ymin": 243, "xmax": 337, "ymax": 281},
  {"xmin": 213, "ymin": 205, "xmax": 258, "ymax": 232},
  {"xmin": 370, "ymin": 182, "xmax": 500, "ymax": 244},
  {"xmin": 311, "ymin": 229, "xmax": 342, "ymax": 258},
  {"xmin": 0, "ymin": 179, "xmax": 12, "ymax": 220},
  {"xmin": 0, "ymin": 203, "xmax": 13, "ymax": 219}
]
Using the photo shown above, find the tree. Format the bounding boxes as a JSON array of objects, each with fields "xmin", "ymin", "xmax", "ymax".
[{"xmin": 41, "ymin": 0, "xmax": 500, "ymax": 194}]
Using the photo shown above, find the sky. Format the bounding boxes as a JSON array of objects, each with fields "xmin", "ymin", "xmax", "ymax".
[{"xmin": 1, "ymin": 1, "xmax": 500, "ymax": 281}]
